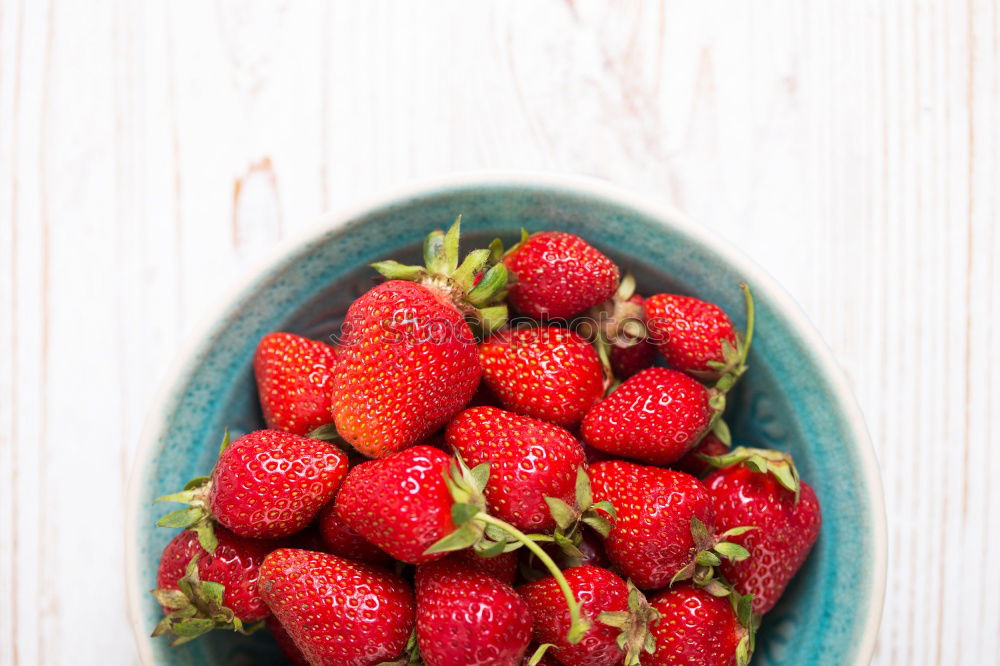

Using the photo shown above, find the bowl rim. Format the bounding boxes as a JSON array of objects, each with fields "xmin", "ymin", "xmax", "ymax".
[{"xmin": 125, "ymin": 169, "xmax": 887, "ymax": 666}]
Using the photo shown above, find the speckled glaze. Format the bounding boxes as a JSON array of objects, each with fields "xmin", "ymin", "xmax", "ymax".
[{"xmin": 126, "ymin": 173, "xmax": 886, "ymax": 665}]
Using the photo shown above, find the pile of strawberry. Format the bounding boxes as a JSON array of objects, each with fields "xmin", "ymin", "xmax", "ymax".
[{"xmin": 151, "ymin": 220, "xmax": 821, "ymax": 666}]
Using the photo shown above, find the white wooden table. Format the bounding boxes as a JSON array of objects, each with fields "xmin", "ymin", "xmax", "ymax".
[{"xmin": 2, "ymin": 1, "xmax": 998, "ymax": 664}]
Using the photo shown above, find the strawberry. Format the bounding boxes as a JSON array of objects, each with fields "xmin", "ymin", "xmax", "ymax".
[
  {"xmin": 415, "ymin": 555, "xmax": 532, "ymax": 666},
  {"xmin": 518, "ymin": 566, "xmax": 659, "ymax": 666},
  {"xmin": 317, "ymin": 489, "xmax": 393, "ymax": 564},
  {"xmin": 609, "ymin": 334, "xmax": 657, "ymax": 382},
  {"xmin": 258, "ymin": 548, "xmax": 416, "ymax": 666},
  {"xmin": 642, "ymin": 583, "xmax": 755, "ymax": 666},
  {"xmin": 331, "ymin": 218, "xmax": 509, "ymax": 458},
  {"xmin": 253, "ymin": 332, "xmax": 338, "ymax": 436},
  {"xmin": 582, "ymin": 277, "xmax": 656, "ymax": 382},
  {"xmin": 156, "ymin": 430, "xmax": 348, "ymax": 547},
  {"xmin": 344, "ymin": 445, "xmax": 595, "ymax": 644},
  {"xmin": 151, "ymin": 527, "xmax": 272, "ymax": 644},
  {"xmin": 580, "ymin": 367, "xmax": 719, "ymax": 466},
  {"xmin": 644, "ymin": 285, "xmax": 753, "ymax": 384},
  {"xmin": 452, "ymin": 548, "xmax": 519, "ymax": 585},
  {"xmin": 421, "ymin": 457, "xmax": 594, "ymax": 645},
  {"xmin": 588, "ymin": 461, "xmax": 749, "ymax": 590},
  {"xmin": 504, "ymin": 231, "xmax": 620, "ymax": 320},
  {"xmin": 702, "ymin": 447, "xmax": 822, "ymax": 615},
  {"xmin": 335, "ymin": 445, "xmax": 457, "ymax": 565},
  {"xmin": 445, "ymin": 407, "xmax": 586, "ymax": 531},
  {"xmin": 267, "ymin": 616, "xmax": 309, "ymax": 666},
  {"xmin": 479, "ymin": 326, "xmax": 604, "ymax": 428},
  {"xmin": 673, "ymin": 432, "xmax": 730, "ymax": 478}
]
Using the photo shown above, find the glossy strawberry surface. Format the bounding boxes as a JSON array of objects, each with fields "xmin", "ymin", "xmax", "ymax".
[
  {"xmin": 335, "ymin": 446, "xmax": 457, "ymax": 565},
  {"xmin": 156, "ymin": 527, "xmax": 273, "ymax": 624},
  {"xmin": 705, "ymin": 464, "xmax": 822, "ymax": 614},
  {"xmin": 518, "ymin": 566, "xmax": 629, "ymax": 666},
  {"xmin": 581, "ymin": 367, "xmax": 714, "ymax": 466},
  {"xmin": 208, "ymin": 430, "xmax": 348, "ymax": 539},
  {"xmin": 253, "ymin": 332, "xmax": 338, "ymax": 436},
  {"xmin": 479, "ymin": 326, "xmax": 604, "ymax": 428},
  {"xmin": 452, "ymin": 548, "xmax": 519, "ymax": 586},
  {"xmin": 641, "ymin": 584, "xmax": 743, "ymax": 665},
  {"xmin": 644, "ymin": 294, "xmax": 737, "ymax": 377},
  {"xmin": 589, "ymin": 461, "xmax": 714, "ymax": 589},
  {"xmin": 317, "ymin": 490, "xmax": 393, "ymax": 565},
  {"xmin": 504, "ymin": 232, "xmax": 619, "ymax": 320},
  {"xmin": 331, "ymin": 280, "xmax": 482, "ymax": 458},
  {"xmin": 416, "ymin": 556, "xmax": 532, "ymax": 666},
  {"xmin": 446, "ymin": 407, "xmax": 585, "ymax": 532},
  {"xmin": 258, "ymin": 549, "xmax": 415, "ymax": 666}
]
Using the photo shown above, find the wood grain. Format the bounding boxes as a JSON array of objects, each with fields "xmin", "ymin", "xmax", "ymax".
[{"xmin": 1, "ymin": 0, "xmax": 998, "ymax": 664}]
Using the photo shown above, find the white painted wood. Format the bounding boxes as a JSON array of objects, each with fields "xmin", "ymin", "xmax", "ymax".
[{"xmin": 2, "ymin": 0, "xmax": 998, "ymax": 663}]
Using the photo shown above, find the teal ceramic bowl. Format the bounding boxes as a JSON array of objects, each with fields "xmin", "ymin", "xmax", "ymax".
[{"xmin": 126, "ymin": 173, "xmax": 886, "ymax": 665}]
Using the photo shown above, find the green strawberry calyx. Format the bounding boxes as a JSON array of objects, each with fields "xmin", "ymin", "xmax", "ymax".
[
  {"xmin": 700, "ymin": 446, "xmax": 802, "ymax": 504},
  {"xmin": 597, "ymin": 580, "xmax": 663, "ymax": 666},
  {"xmin": 670, "ymin": 516, "xmax": 756, "ymax": 588},
  {"xmin": 707, "ymin": 282, "xmax": 755, "ymax": 390},
  {"xmin": 371, "ymin": 216, "xmax": 509, "ymax": 335},
  {"xmin": 424, "ymin": 456, "xmax": 591, "ymax": 645},
  {"xmin": 544, "ymin": 467, "xmax": 617, "ymax": 561},
  {"xmin": 153, "ymin": 431, "xmax": 234, "ymax": 555},
  {"xmin": 150, "ymin": 554, "xmax": 262, "ymax": 646}
]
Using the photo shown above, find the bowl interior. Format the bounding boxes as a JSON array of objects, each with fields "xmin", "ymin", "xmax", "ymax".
[{"xmin": 130, "ymin": 180, "xmax": 882, "ymax": 665}]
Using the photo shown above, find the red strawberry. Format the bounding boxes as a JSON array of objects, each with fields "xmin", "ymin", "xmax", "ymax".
[
  {"xmin": 258, "ymin": 548, "xmax": 416, "ymax": 666},
  {"xmin": 702, "ymin": 447, "xmax": 822, "ymax": 614},
  {"xmin": 446, "ymin": 407, "xmax": 586, "ymax": 531},
  {"xmin": 595, "ymin": 288, "xmax": 657, "ymax": 381},
  {"xmin": 331, "ymin": 218, "xmax": 509, "ymax": 458},
  {"xmin": 253, "ymin": 332, "xmax": 338, "ymax": 436},
  {"xmin": 641, "ymin": 583, "xmax": 755, "ymax": 666},
  {"xmin": 673, "ymin": 432, "xmax": 730, "ymax": 478},
  {"xmin": 452, "ymin": 548, "xmax": 519, "ymax": 585},
  {"xmin": 519, "ymin": 566, "xmax": 659, "ymax": 666},
  {"xmin": 156, "ymin": 430, "xmax": 348, "ymax": 546},
  {"xmin": 333, "ymin": 445, "xmax": 591, "ymax": 645},
  {"xmin": 267, "ymin": 616, "xmax": 309, "ymax": 666},
  {"xmin": 581, "ymin": 367, "xmax": 718, "ymax": 466},
  {"xmin": 415, "ymin": 556, "xmax": 533, "ymax": 666},
  {"xmin": 504, "ymin": 231, "xmax": 620, "ymax": 320},
  {"xmin": 589, "ymin": 461, "xmax": 747, "ymax": 590},
  {"xmin": 151, "ymin": 527, "xmax": 272, "ymax": 644},
  {"xmin": 479, "ymin": 326, "xmax": 604, "ymax": 428},
  {"xmin": 644, "ymin": 285, "xmax": 753, "ymax": 383},
  {"xmin": 317, "ymin": 490, "xmax": 392, "ymax": 564},
  {"xmin": 335, "ymin": 445, "xmax": 457, "ymax": 565},
  {"xmin": 610, "ymin": 337, "xmax": 657, "ymax": 381}
]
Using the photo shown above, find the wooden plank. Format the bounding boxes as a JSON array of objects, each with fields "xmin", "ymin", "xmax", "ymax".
[{"xmin": 0, "ymin": 0, "xmax": 998, "ymax": 664}]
